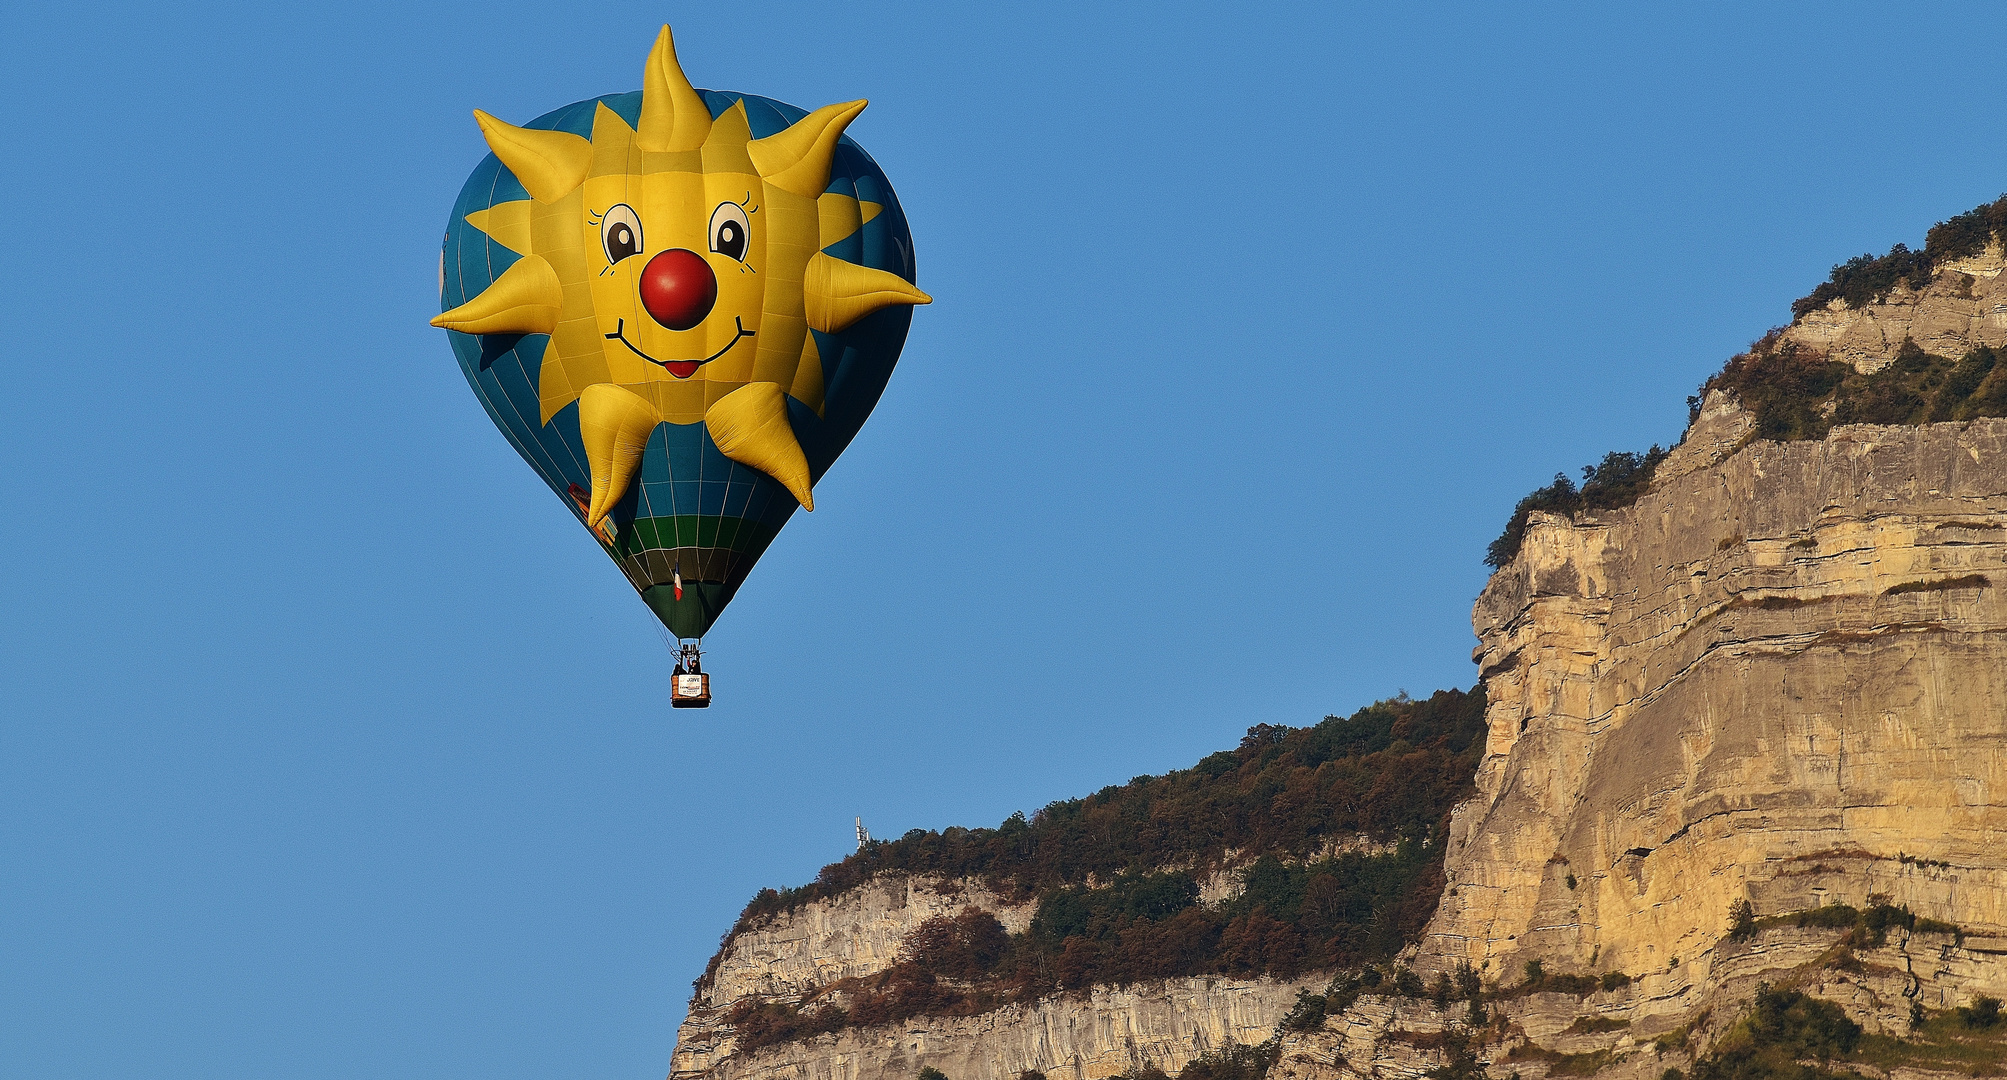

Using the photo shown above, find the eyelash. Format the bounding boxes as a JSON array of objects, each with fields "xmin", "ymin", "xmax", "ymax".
[
  {"xmin": 591, "ymin": 203, "xmax": 757, "ymax": 221},
  {"xmin": 587, "ymin": 202, "xmax": 756, "ymax": 270}
]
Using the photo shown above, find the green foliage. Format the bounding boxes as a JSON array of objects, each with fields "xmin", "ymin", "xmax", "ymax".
[
  {"xmin": 1280, "ymin": 988, "xmax": 1331, "ymax": 1033},
  {"xmin": 1485, "ymin": 448, "xmax": 1671, "ymax": 568},
  {"xmin": 1956, "ymin": 995, "xmax": 2002, "ymax": 1029},
  {"xmin": 1504, "ymin": 1045, "xmax": 1615, "ymax": 1077},
  {"xmin": 726, "ymin": 688, "xmax": 1485, "ymax": 934},
  {"xmin": 724, "ymin": 999, "xmax": 851, "ymax": 1049},
  {"xmin": 1694, "ymin": 196, "xmax": 2007, "ymax": 454},
  {"xmin": 1793, "ymin": 244, "xmax": 1933, "ymax": 318},
  {"xmin": 918, "ymin": 1068, "xmax": 950, "ymax": 1080},
  {"xmin": 1393, "ymin": 965, "xmax": 1426, "ymax": 998},
  {"xmin": 1728, "ymin": 899, "xmax": 1756, "ymax": 941},
  {"xmin": 1020, "ymin": 841, "xmax": 1456, "ymax": 993},
  {"xmin": 1743, "ymin": 902, "xmax": 1962, "ymax": 954},
  {"xmin": 1708, "ymin": 339, "xmax": 2007, "ymax": 444},
  {"xmin": 1455, "ymin": 961, "xmax": 1482, "ymax": 1001},
  {"xmin": 1494, "ymin": 963, "xmax": 1615, "ymax": 1000},
  {"xmin": 1924, "ymin": 198, "xmax": 2007, "ymax": 263},
  {"xmin": 1854, "ymin": 903, "xmax": 1917, "ymax": 948},
  {"xmin": 1541, "ymin": 973, "xmax": 1602, "ymax": 996},
  {"xmin": 1794, "ymin": 903, "xmax": 1862, "ymax": 930},
  {"xmin": 1031, "ymin": 873, "xmax": 1198, "ymax": 943},
  {"xmin": 1791, "ymin": 195, "xmax": 2007, "ymax": 319},
  {"xmin": 1176, "ymin": 1040, "xmax": 1279, "ymax": 1080},
  {"xmin": 1706, "ymin": 338, "xmax": 1851, "ymax": 441},
  {"xmin": 1281, "ymin": 971, "xmax": 1372, "ymax": 1033},
  {"xmin": 1913, "ymin": 915, "xmax": 1961, "ymax": 937},
  {"xmin": 1851, "ymin": 1005, "xmax": 2007, "ymax": 1073},
  {"xmin": 1690, "ymin": 985, "xmax": 1862, "ymax": 1080},
  {"xmin": 1423, "ymin": 1025, "xmax": 1485, "ymax": 1080}
]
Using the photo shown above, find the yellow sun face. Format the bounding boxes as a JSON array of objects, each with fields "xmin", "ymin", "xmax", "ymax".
[
  {"xmin": 585, "ymin": 176, "xmax": 766, "ymax": 382},
  {"xmin": 433, "ymin": 25, "xmax": 929, "ymax": 526},
  {"xmin": 578, "ymin": 101, "xmax": 771, "ymax": 409}
]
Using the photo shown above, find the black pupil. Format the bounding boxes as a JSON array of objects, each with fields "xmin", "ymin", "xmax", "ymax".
[
  {"xmin": 609, "ymin": 223, "xmax": 635, "ymax": 258},
  {"xmin": 716, "ymin": 221, "xmax": 744, "ymax": 259}
]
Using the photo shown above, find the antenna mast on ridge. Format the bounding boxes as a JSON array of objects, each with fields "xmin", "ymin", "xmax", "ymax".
[{"xmin": 855, "ymin": 817, "xmax": 871, "ymax": 851}]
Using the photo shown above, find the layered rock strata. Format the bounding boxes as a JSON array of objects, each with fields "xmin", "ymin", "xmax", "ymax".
[
  {"xmin": 694, "ymin": 877, "xmax": 1034, "ymax": 1006},
  {"xmin": 675, "ymin": 972, "xmax": 1319, "ymax": 1080},
  {"xmin": 1784, "ymin": 245, "xmax": 2007, "ymax": 373},
  {"xmin": 670, "ymin": 875, "xmax": 1319, "ymax": 1080},
  {"xmin": 1273, "ymin": 922, "xmax": 2007, "ymax": 1080},
  {"xmin": 1433, "ymin": 403, "xmax": 2007, "ymax": 1004}
]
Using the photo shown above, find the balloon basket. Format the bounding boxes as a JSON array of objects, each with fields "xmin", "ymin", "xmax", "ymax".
[{"xmin": 671, "ymin": 672, "xmax": 711, "ymax": 708}]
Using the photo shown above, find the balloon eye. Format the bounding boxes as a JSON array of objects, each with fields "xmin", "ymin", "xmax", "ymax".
[
  {"xmin": 602, "ymin": 204, "xmax": 643, "ymax": 263},
  {"xmin": 709, "ymin": 202, "xmax": 750, "ymax": 262}
]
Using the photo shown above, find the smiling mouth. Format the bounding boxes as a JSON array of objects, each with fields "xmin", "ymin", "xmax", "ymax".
[{"xmin": 604, "ymin": 317, "xmax": 755, "ymax": 379}]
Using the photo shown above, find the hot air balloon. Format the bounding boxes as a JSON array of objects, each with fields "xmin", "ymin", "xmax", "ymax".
[{"xmin": 435, "ymin": 26, "xmax": 930, "ymax": 705}]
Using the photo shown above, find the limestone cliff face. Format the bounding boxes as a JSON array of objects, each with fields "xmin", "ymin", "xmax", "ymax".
[
  {"xmin": 677, "ymin": 970, "xmax": 1317, "ymax": 1080},
  {"xmin": 1271, "ymin": 921, "xmax": 2007, "ymax": 1080},
  {"xmin": 1783, "ymin": 245, "xmax": 2007, "ymax": 373},
  {"xmin": 1432, "ymin": 400, "xmax": 2007, "ymax": 1006},
  {"xmin": 671, "ymin": 875, "xmax": 1317, "ymax": 1080},
  {"xmin": 1266, "ymin": 272, "xmax": 2007, "ymax": 1075},
  {"xmin": 693, "ymin": 877, "xmax": 1035, "ymax": 1008}
]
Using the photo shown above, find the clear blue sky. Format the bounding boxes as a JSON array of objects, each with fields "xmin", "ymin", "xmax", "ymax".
[{"xmin": 5, "ymin": 3, "xmax": 2005, "ymax": 1077}]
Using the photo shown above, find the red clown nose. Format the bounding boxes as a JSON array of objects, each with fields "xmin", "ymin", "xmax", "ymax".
[{"xmin": 638, "ymin": 249, "xmax": 718, "ymax": 331}]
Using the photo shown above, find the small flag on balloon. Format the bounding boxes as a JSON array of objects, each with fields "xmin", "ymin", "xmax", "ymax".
[{"xmin": 672, "ymin": 563, "xmax": 683, "ymax": 601}]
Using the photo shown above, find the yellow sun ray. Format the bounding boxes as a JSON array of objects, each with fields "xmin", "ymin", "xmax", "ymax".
[
  {"xmin": 431, "ymin": 254, "xmax": 562, "ymax": 334},
  {"xmin": 464, "ymin": 203, "xmax": 534, "ymax": 255},
  {"xmin": 816, "ymin": 193, "xmax": 882, "ymax": 251}
]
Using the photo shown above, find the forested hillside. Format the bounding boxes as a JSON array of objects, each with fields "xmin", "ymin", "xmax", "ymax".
[{"xmin": 700, "ymin": 688, "xmax": 1487, "ymax": 1049}]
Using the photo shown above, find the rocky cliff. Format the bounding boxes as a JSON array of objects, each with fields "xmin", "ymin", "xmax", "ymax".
[
  {"xmin": 671, "ymin": 235, "xmax": 2007, "ymax": 1080},
  {"xmin": 1781, "ymin": 244, "xmax": 2007, "ymax": 374},
  {"xmin": 1363, "ymin": 396, "xmax": 2007, "ymax": 1077},
  {"xmin": 671, "ymin": 875, "xmax": 1322, "ymax": 1080},
  {"xmin": 1434, "ymin": 399, "xmax": 2007, "ymax": 987},
  {"xmin": 1292, "ymin": 245, "xmax": 2007, "ymax": 1077}
]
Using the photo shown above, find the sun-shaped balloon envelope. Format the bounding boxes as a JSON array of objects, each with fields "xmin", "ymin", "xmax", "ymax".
[{"xmin": 436, "ymin": 25, "xmax": 929, "ymax": 641}]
